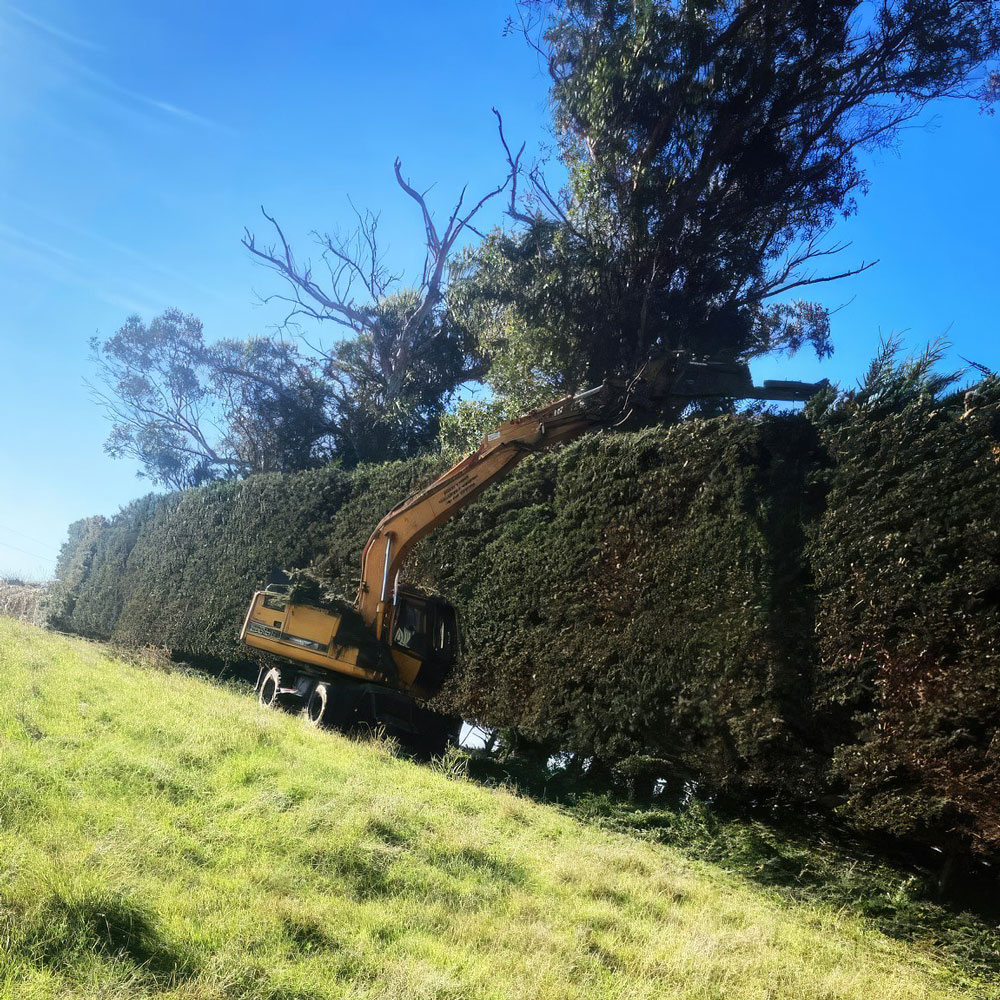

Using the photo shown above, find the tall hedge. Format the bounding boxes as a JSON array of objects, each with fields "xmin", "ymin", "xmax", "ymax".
[
  {"xmin": 53, "ymin": 457, "xmax": 445, "ymax": 663},
  {"xmin": 48, "ymin": 515, "xmax": 107, "ymax": 631},
  {"xmin": 810, "ymin": 378, "xmax": 1000, "ymax": 860},
  {"xmin": 49, "ymin": 383, "xmax": 1000, "ymax": 861},
  {"xmin": 416, "ymin": 415, "xmax": 827, "ymax": 803}
]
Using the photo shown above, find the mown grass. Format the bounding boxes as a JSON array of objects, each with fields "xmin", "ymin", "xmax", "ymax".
[
  {"xmin": 459, "ymin": 753, "xmax": 1000, "ymax": 981},
  {"xmin": 0, "ymin": 618, "xmax": 995, "ymax": 1000}
]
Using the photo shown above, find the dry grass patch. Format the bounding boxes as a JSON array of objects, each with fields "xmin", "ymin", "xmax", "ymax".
[{"xmin": 0, "ymin": 577, "xmax": 46, "ymax": 625}]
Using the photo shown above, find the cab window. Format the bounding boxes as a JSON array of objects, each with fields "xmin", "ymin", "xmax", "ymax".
[
  {"xmin": 393, "ymin": 600, "xmax": 428, "ymax": 655},
  {"xmin": 432, "ymin": 609, "xmax": 457, "ymax": 658},
  {"xmin": 263, "ymin": 593, "xmax": 288, "ymax": 612}
]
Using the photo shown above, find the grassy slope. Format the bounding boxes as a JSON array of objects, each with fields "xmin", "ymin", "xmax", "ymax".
[{"xmin": 0, "ymin": 619, "xmax": 992, "ymax": 1000}]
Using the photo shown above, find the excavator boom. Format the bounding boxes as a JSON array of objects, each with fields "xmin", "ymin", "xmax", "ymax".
[{"xmin": 355, "ymin": 353, "xmax": 825, "ymax": 630}]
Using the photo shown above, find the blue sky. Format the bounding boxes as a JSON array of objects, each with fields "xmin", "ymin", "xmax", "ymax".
[{"xmin": 0, "ymin": 0, "xmax": 997, "ymax": 580}]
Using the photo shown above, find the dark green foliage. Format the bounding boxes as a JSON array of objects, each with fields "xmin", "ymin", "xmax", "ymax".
[
  {"xmin": 419, "ymin": 415, "xmax": 826, "ymax": 803},
  {"xmin": 324, "ymin": 290, "xmax": 486, "ymax": 467},
  {"xmin": 53, "ymin": 458, "xmax": 446, "ymax": 665},
  {"xmin": 51, "ymin": 374, "xmax": 1000, "ymax": 863},
  {"xmin": 47, "ymin": 515, "xmax": 107, "ymax": 630},
  {"xmin": 810, "ymin": 367, "xmax": 1000, "ymax": 860}
]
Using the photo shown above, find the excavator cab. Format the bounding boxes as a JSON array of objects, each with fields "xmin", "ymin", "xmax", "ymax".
[{"xmin": 388, "ymin": 588, "xmax": 458, "ymax": 698}]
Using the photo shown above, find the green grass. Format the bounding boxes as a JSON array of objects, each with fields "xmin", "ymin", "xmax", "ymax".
[
  {"xmin": 0, "ymin": 618, "xmax": 994, "ymax": 1000},
  {"xmin": 569, "ymin": 796, "xmax": 1000, "ymax": 978},
  {"xmin": 459, "ymin": 755, "xmax": 1000, "ymax": 981}
]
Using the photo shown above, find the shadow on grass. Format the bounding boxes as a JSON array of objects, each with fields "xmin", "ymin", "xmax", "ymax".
[
  {"xmin": 9, "ymin": 888, "xmax": 332, "ymax": 1000},
  {"xmin": 455, "ymin": 751, "xmax": 1000, "ymax": 983},
  {"xmin": 12, "ymin": 888, "xmax": 198, "ymax": 985}
]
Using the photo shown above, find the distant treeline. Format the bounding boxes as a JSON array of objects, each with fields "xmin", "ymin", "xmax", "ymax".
[{"xmin": 50, "ymin": 374, "xmax": 1000, "ymax": 866}]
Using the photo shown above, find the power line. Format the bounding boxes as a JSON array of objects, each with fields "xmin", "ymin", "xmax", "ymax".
[
  {"xmin": 0, "ymin": 523, "xmax": 60, "ymax": 554},
  {"xmin": 0, "ymin": 539, "xmax": 56, "ymax": 564}
]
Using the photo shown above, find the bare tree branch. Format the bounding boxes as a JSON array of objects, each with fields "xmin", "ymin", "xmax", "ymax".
[
  {"xmin": 241, "ymin": 137, "xmax": 514, "ymax": 440},
  {"xmin": 758, "ymin": 259, "xmax": 879, "ymax": 300},
  {"xmin": 493, "ymin": 106, "xmax": 533, "ymax": 225},
  {"xmin": 243, "ymin": 208, "xmax": 376, "ymax": 331}
]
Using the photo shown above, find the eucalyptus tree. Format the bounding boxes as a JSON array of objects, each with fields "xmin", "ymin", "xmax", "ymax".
[{"xmin": 461, "ymin": 0, "xmax": 1000, "ymax": 407}]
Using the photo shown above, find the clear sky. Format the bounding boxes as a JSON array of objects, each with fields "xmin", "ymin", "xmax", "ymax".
[{"xmin": 0, "ymin": 0, "xmax": 997, "ymax": 580}]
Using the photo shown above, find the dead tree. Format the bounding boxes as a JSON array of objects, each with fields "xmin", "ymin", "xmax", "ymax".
[{"xmin": 242, "ymin": 138, "xmax": 514, "ymax": 413}]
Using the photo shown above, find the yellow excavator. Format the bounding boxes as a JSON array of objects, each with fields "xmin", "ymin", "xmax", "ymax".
[{"xmin": 240, "ymin": 352, "xmax": 824, "ymax": 752}]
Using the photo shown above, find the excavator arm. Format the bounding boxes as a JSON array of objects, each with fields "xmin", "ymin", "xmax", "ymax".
[{"xmin": 355, "ymin": 353, "xmax": 826, "ymax": 629}]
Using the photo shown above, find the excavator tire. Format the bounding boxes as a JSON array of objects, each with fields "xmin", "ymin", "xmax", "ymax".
[
  {"xmin": 305, "ymin": 682, "xmax": 330, "ymax": 727},
  {"xmin": 258, "ymin": 667, "xmax": 282, "ymax": 709}
]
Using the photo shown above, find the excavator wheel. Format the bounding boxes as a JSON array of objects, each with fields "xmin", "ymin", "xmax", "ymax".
[
  {"xmin": 258, "ymin": 667, "xmax": 283, "ymax": 709},
  {"xmin": 305, "ymin": 682, "xmax": 330, "ymax": 727}
]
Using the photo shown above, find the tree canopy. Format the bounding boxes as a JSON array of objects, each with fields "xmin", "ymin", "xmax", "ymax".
[
  {"xmin": 90, "ymin": 309, "xmax": 335, "ymax": 489},
  {"xmin": 456, "ymin": 0, "xmax": 1000, "ymax": 414},
  {"xmin": 90, "ymin": 1, "xmax": 1000, "ymax": 476}
]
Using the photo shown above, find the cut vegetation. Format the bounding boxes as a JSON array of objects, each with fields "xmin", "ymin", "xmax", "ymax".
[
  {"xmin": 0, "ymin": 619, "xmax": 993, "ymax": 999},
  {"xmin": 0, "ymin": 578, "xmax": 46, "ymax": 627}
]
